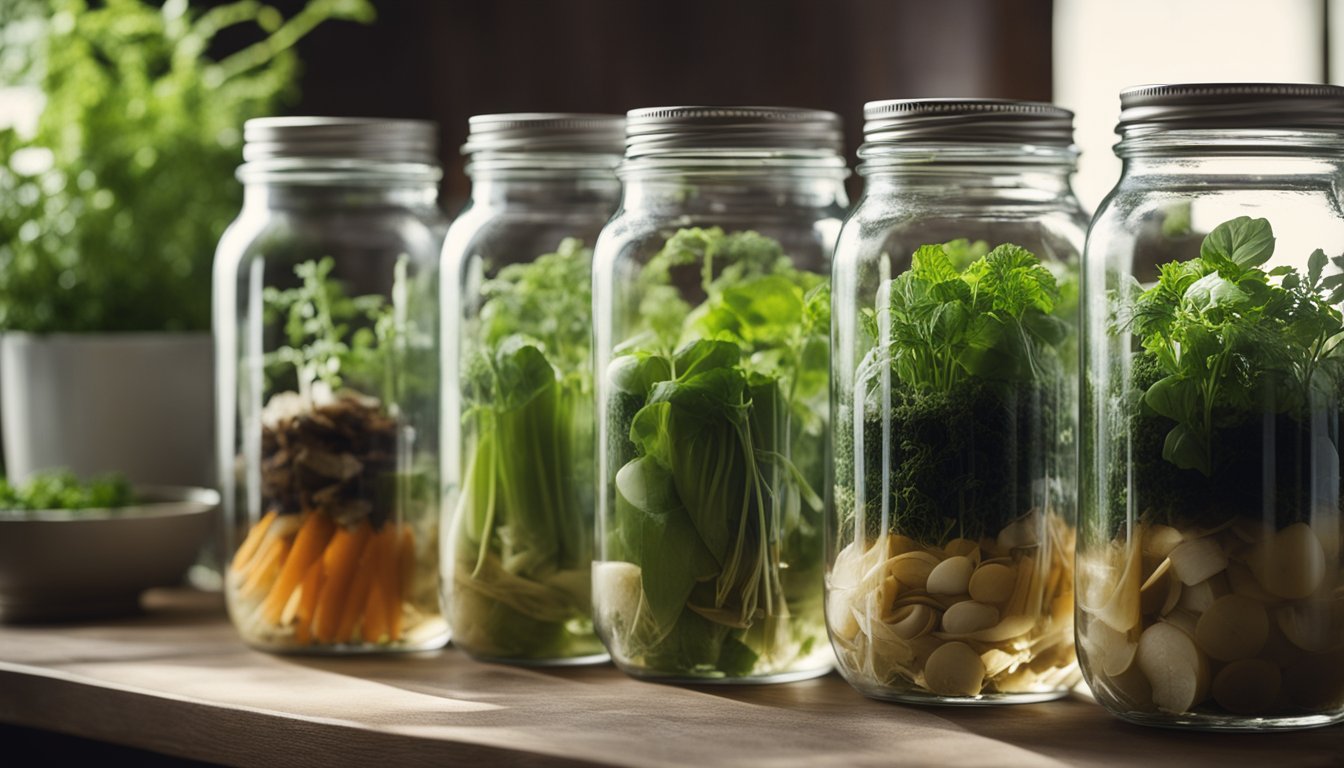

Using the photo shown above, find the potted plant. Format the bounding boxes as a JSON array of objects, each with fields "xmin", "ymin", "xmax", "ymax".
[{"xmin": 0, "ymin": 0, "xmax": 372, "ymax": 486}]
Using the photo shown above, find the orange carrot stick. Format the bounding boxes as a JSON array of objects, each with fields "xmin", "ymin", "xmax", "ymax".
[
  {"xmin": 336, "ymin": 526, "xmax": 390, "ymax": 643},
  {"xmin": 364, "ymin": 525, "xmax": 400, "ymax": 642},
  {"xmin": 296, "ymin": 557, "xmax": 325, "ymax": 627},
  {"xmin": 260, "ymin": 511, "xmax": 336, "ymax": 625},
  {"xmin": 231, "ymin": 510, "xmax": 278, "ymax": 572},
  {"xmin": 362, "ymin": 581, "xmax": 389, "ymax": 644},
  {"xmin": 311, "ymin": 521, "xmax": 372, "ymax": 644},
  {"xmin": 294, "ymin": 618, "xmax": 312, "ymax": 645}
]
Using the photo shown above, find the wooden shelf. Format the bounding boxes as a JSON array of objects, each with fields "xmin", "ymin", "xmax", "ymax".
[{"xmin": 0, "ymin": 589, "xmax": 1337, "ymax": 767}]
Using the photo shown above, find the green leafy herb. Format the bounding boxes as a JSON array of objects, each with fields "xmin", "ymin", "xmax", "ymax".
[
  {"xmin": 1122, "ymin": 216, "xmax": 1344, "ymax": 477},
  {"xmin": 845, "ymin": 241, "xmax": 1073, "ymax": 545},
  {"xmin": 263, "ymin": 257, "xmax": 387, "ymax": 401},
  {"xmin": 0, "ymin": 0, "xmax": 373, "ymax": 332},
  {"xmin": 0, "ymin": 470, "xmax": 135, "ymax": 512},
  {"xmin": 871, "ymin": 241, "xmax": 1065, "ymax": 393},
  {"xmin": 451, "ymin": 239, "xmax": 604, "ymax": 661},
  {"xmin": 603, "ymin": 227, "xmax": 827, "ymax": 677}
]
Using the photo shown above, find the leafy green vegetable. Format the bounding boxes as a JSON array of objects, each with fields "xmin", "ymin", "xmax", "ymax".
[
  {"xmin": 451, "ymin": 239, "xmax": 604, "ymax": 661},
  {"xmin": 263, "ymin": 257, "xmax": 387, "ymax": 400},
  {"xmin": 1122, "ymin": 217, "xmax": 1344, "ymax": 477},
  {"xmin": 845, "ymin": 240, "xmax": 1073, "ymax": 545},
  {"xmin": 602, "ymin": 227, "xmax": 828, "ymax": 678},
  {"xmin": 869, "ymin": 241, "xmax": 1065, "ymax": 394},
  {"xmin": 0, "ymin": 470, "xmax": 135, "ymax": 512},
  {"xmin": 0, "ymin": 0, "xmax": 373, "ymax": 332},
  {"xmin": 1110, "ymin": 216, "xmax": 1344, "ymax": 530}
]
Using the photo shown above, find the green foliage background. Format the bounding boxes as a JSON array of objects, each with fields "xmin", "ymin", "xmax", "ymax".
[{"xmin": 0, "ymin": 0, "xmax": 373, "ymax": 333}]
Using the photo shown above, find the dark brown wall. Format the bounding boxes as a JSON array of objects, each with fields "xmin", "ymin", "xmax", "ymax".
[{"xmin": 238, "ymin": 0, "xmax": 1053, "ymax": 207}]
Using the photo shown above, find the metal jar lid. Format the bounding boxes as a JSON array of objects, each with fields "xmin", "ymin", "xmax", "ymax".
[
  {"xmin": 862, "ymin": 99, "xmax": 1075, "ymax": 146},
  {"xmin": 623, "ymin": 106, "xmax": 844, "ymax": 159},
  {"xmin": 1118, "ymin": 83, "xmax": 1344, "ymax": 133},
  {"xmin": 461, "ymin": 113, "xmax": 626, "ymax": 155},
  {"xmin": 243, "ymin": 117, "xmax": 439, "ymax": 165}
]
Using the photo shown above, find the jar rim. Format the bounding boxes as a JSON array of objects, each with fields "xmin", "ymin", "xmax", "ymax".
[
  {"xmin": 616, "ymin": 151, "xmax": 850, "ymax": 181},
  {"xmin": 242, "ymin": 117, "xmax": 439, "ymax": 166},
  {"xmin": 1113, "ymin": 128, "xmax": 1344, "ymax": 158},
  {"xmin": 1116, "ymin": 82, "xmax": 1344, "ymax": 135},
  {"xmin": 857, "ymin": 143, "xmax": 1079, "ymax": 174},
  {"xmin": 236, "ymin": 157, "xmax": 443, "ymax": 185},
  {"xmin": 461, "ymin": 113, "xmax": 626, "ymax": 156},
  {"xmin": 622, "ymin": 105, "xmax": 844, "ymax": 160},
  {"xmin": 861, "ymin": 98, "xmax": 1076, "ymax": 147}
]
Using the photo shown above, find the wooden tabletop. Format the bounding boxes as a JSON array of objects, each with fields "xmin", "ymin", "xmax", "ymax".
[{"xmin": 0, "ymin": 589, "xmax": 1339, "ymax": 767}]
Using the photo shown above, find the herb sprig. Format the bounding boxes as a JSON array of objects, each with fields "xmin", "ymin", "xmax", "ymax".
[
  {"xmin": 1122, "ymin": 217, "xmax": 1344, "ymax": 476},
  {"xmin": 865, "ymin": 241, "xmax": 1067, "ymax": 394},
  {"xmin": 262, "ymin": 257, "xmax": 422, "ymax": 405},
  {"xmin": 0, "ymin": 470, "xmax": 135, "ymax": 512}
]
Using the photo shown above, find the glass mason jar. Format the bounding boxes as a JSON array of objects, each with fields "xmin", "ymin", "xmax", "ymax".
[
  {"xmin": 592, "ymin": 107, "xmax": 849, "ymax": 682},
  {"xmin": 828, "ymin": 100, "xmax": 1086, "ymax": 703},
  {"xmin": 215, "ymin": 118, "xmax": 448, "ymax": 653},
  {"xmin": 442, "ymin": 113, "xmax": 624, "ymax": 664},
  {"xmin": 1079, "ymin": 84, "xmax": 1344, "ymax": 730}
]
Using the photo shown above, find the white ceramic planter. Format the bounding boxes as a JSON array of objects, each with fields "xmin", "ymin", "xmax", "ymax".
[{"xmin": 0, "ymin": 333, "xmax": 215, "ymax": 487}]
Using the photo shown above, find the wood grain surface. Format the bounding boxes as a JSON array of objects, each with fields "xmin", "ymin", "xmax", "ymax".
[{"xmin": 0, "ymin": 589, "xmax": 1339, "ymax": 767}]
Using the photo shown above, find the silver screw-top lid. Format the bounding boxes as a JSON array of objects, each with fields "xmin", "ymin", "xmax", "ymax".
[
  {"xmin": 862, "ymin": 99, "xmax": 1075, "ymax": 146},
  {"xmin": 461, "ymin": 113, "xmax": 626, "ymax": 155},
  {"xmin": 623, "ymin": 106, "xmax": 844, "ymax": 158},
  {"xmin": 1118, "ymin": 83, "xmax": 1344, "ymax": 133},
  {"xmin": 243, "ymin": 117, "xmax": 439, "ymax": 164}
]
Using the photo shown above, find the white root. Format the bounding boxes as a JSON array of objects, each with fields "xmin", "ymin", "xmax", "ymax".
[
  {"xmin": 1168, "ymin": 537, "xmax": 1228, "ymax": 586},
  {"xmin": 830, "ymin": 513, "xmax": 1077, "ymax": 699},
  {"xmin": 1136, "ymin": 621, "xmax": 1210, "ymax": 714}
]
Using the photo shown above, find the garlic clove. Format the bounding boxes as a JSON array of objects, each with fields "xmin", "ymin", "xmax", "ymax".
[
  {"xmin": 969, "ymin": 562, "xmax": 1016, "ymax": 604},
  {"xmin": 944, "ymin": 537, "xmax": 982, "ymax": 561},
  {"xmin": 1136, "ymin": 621, "xmax": 1210, "ymax": 714},
  {"xmin": 885, "ymin": 534, "xmax": 920, "ymax": 558},
  {"xmin": 889, "ymin": 551, "xmax": 940, "ymax": 589},
  {"xmin": 1144, "ymin": 524, "xmax": 1185, "ymax": 560},
  {"xmin": 1090, "ymin": 619, "xmax": 1139, "ymax": 677},
  {"xmin": 924, "ymin": 641, "xmax": 986, "ymax": 697},
  {"xmin": 1168, "ymin": 537, "xmax": 1228, "ymax": 586},
  {"xmin": 941, "ymin": 600, "xmax": 1000, "ymax": 635},
  {"xmin": 927, "ymin": 555, "xmax": 975, "ymax": 596},
  {"xmin": 1178, "ymin": 573, "xmax": 1228, "ymax": 615},
  {"xmin": 957, "ymin": 614, "xmax": 1037, "ymax": 643}
]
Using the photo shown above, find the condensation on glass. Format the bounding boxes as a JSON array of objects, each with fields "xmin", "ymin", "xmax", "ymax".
[
  {"xmin": 829, "ymin": 100, "xmax": 1087, "ymax": 704},
  {"xmin": 441, "ymin": 113, "xmax": 624, "ymax": 665},
  {"xmin": 215, "ymin": 118, "xmax": 447, "ymax": 653},
  {"xmin": 1079, "ymin": 83, "xmax": 1344, "ymax": 729},
  {"xmin": 592, "ymin": 106, "xmax": 849, "ymax": 682}
]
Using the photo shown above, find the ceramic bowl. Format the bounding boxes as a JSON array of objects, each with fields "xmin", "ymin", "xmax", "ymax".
[{"xmin": 0, "ymin": 485, "xmax": 218, "ymax": 621}]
